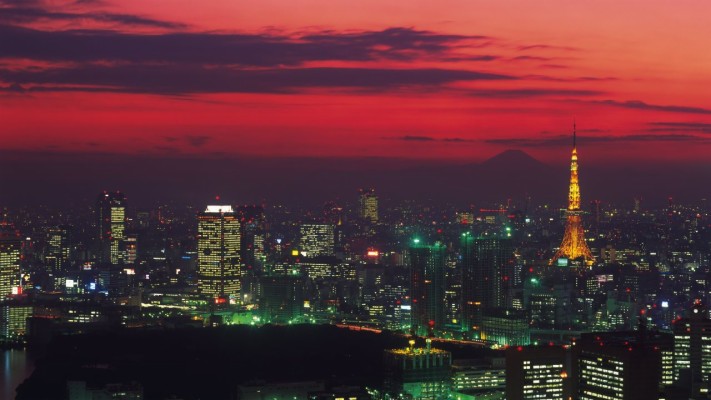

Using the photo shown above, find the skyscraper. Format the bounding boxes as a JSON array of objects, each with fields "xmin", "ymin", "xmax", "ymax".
[
  {"xmin": 461, "ymin": 234, "xmax": 514, "ymax": 336},
  {"xmin": 299, "ymin": 223, "xmax": 335, "ymax": 257},
  {"xmin": 45, "ymin": 226, "xmax": 70, "ymax": 273},
  {"xmin": 552, "ymin": 125, "xmax": 594, "ymax": 265},
  {"xmin": 236, "ymin": 205, "xmax": 266, "ymax": 270},
  {"xmin": 358, "ymin": 188, "xmax": 378, "ymax": 223},
  {"xmin": 198, "ymin": 205, "xmax": 241, "ymax": 301},
  {"xmin": 576, "ymin": 327, "xmax": 673, "ymax": 400},
  {"xmin": 96, "ymin": 191, "xmax": 126, "ymax": 265},
  {"xmin": 410, "ymin": 239, "xmax": 446, "ymax": 337},
  {"xmin": 0, "ymin": 222, "xmax": 21, "ymax": 298},
  {"xmin": 672, "ymin": 303, "xmax": 711, "ymax": 397},
  {"xmin": 506, "ymin": 346, "xmax": 570, "ymax": 400}
]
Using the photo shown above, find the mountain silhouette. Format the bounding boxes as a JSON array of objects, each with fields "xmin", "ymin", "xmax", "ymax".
[{"xmin": 481, "ymin": 149, "xmax": 550, "ymax": 170}]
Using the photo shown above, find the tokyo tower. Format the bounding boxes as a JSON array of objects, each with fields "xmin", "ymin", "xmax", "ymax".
[{"xmin": 551, "ymin": 124, "xmax": 594, "ymax": 264}]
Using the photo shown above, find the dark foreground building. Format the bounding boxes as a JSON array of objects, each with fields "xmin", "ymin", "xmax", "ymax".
[
  {"xmin": 505, "ymin": 345, "xmax": 571, "ymax": 400},
  {"xmin": 575, "ymin": 325, "xmax": 673, "ymax": 400}
]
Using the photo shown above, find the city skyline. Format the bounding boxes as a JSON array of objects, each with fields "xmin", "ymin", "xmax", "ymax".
[{"xmin": 3, "ymin": 2, "xmax": 711, "ymax": 400}]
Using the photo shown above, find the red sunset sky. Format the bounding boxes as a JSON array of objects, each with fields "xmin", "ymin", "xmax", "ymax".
[{"xmin": 1, "ymin": 0, "xmax": 711, "ymax": 164}]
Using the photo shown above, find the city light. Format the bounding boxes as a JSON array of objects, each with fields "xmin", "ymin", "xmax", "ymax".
[{"xmin": 1, "ymin": 3, "xmax": 708, "ymax": 396}]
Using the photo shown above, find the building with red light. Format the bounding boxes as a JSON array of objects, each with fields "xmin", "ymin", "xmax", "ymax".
[
  {"xmin": 409, "ymin": 239, "xmax": 446, "ymax": 337},
  {"xmin": 460, "ymin": 234, "xmax": 514, "ymax": 337}
]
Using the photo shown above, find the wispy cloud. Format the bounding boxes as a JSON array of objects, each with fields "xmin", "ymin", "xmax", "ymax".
[
  {"xmin": 525, "ymin": 74, "xmax": 617, "ymax": 82},
  {"xmin": 0, "ymin": 2, "xmax": 186, "ymax": 29},
  {"xmin": 185, "ymin": 135, "xmax": 211, "ymax": 147},
  {"xmin": 398, "ymin": 135, "xmax": 436, "ymax": 141},
  {"xmin": 487, "ymin": 133, "xmax": 709, "ymax": 147},
  {"xmin": 540, "ymin": 64, "xmax": 569, "ymax": 69},
  {"xmin": 389, "ymin": 135, "xmax": 475, "ymax": 143},
  {"xmin": 511, "ymin": 55, "xmax": 553, "ymax": 62},
  {"xmin": 648, "ymin": 121, "xmax": 711, "ymax": 133},
  {"xmin": 596, "ymin": 100, "xmax": 711, "ymax": 115},
  {"xmin": 466, "ymin": 87, "xmax": 604, "ymax": 98},
  {"xmin": 518, "ymin": 44, "xmax": 578, "ymax": 52}
]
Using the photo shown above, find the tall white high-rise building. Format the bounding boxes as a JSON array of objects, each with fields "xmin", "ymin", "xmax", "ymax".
[{"xmin": 198, "ymin": 205, "xmax": 241, "ymax": 300}]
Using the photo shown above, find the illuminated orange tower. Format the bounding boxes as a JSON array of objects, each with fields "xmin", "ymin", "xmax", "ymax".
[{"xmin": 551, "ymin": 124, "xmax": 593, "ymax": 264}]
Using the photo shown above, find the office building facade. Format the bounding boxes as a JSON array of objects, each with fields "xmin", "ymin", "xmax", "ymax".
[
  {"xmin": 410, "ymin": 240, "xmax": 446, "ymax": 336},
  {"xmin": 197, "ymin": 205, "xmax": 241, "ymax": 300},
  {"xmin": 96, "ymin": 191, "xmax": 127, "ymax": 265}
]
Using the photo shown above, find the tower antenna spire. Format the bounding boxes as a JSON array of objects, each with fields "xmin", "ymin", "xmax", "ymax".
[{"xmin": 573, "ymin": 118, "xmax": 577, "ymax": 148}]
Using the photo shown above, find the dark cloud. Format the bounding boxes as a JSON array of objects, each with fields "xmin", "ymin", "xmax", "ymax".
[
  {"xmin": 540, "ymin": 64, "xmax": 569, "ymax": 69},
  {"xmin": 525, "ymin": 74, "xmax": 617, "ymax": 82},
  {"xmin": 0, "ymin": 6, "xmax": 612, "ymax": 99},
  {"xmin": 511, "ymin": 55, "xmax": 552, "ymax": 62},
  {"xmin": 487, "ymin": 134, "xmax": 708, "ymax": 147},
  {"xmin": 3, "ymin": 83, "xmax": 25, "ymax": 92},
  {"xmin": 162, "ymin": 135, "xmax": 213, "ymax": 148},
  {"xmin": 577, "ymin": 76, "xmax": 617, "ymax": 81},
  {"xmin": 599, "ymin": 134, "xmax": 705, "ymax": 142},
  {"xmin": 441, "ymin": 55, "xmax": 499, "ymax": 62},
  {"xmin": 442, "ymin": 137, "xmax": 475, "ymax": 142},
  {"xmin": 300, "ymin": 27, "xmax": 487, "ymax": 56},
  {"xmin": 0, "ymin": 5, "xmax": 186, "ymax": 29},
  {"xmin": 596, "ymin": 100, "xmax": 711, "ymax": 115},
  {"xmin": 485, "ymin": 136, "xmax": 565, "ymax": 147},
  {"xmin": 466, "ymin": 88, "xmax": 604, "ymax": 98},
  {"xmin": 0, "ymin": 64, "xmax": 513, "ymax": 94},
  {"xmin": 518, "ymin": 44, "xmax": 578, "ymax": 52},
  {"xmin": 648, "ymin": 121, "xmax": 711, "ymax": 133},
  {"xmin": 186, "ymin": 135, "xmax": 211, "ymax": 147},
  {"xmin": 0, "ymin": 25, "xmax": 474, "ymax": 66},
  {"xmin": 577, "ymin": 128, "xmax": 609, "ymax": 133},
  {"xmin": 0, "ymin": 0, "xmax": 43, "ymax": 5},
  {"xmin": 72, "ymin": 0, "xmax": 108, "ymax": 5},
  {"xmin": 390, "ymin": 136, "xmax": 475, "ymax": 143},
  {"xmin": 397, "ymin": 135, "xmax": 436, "ymax": 141}
]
